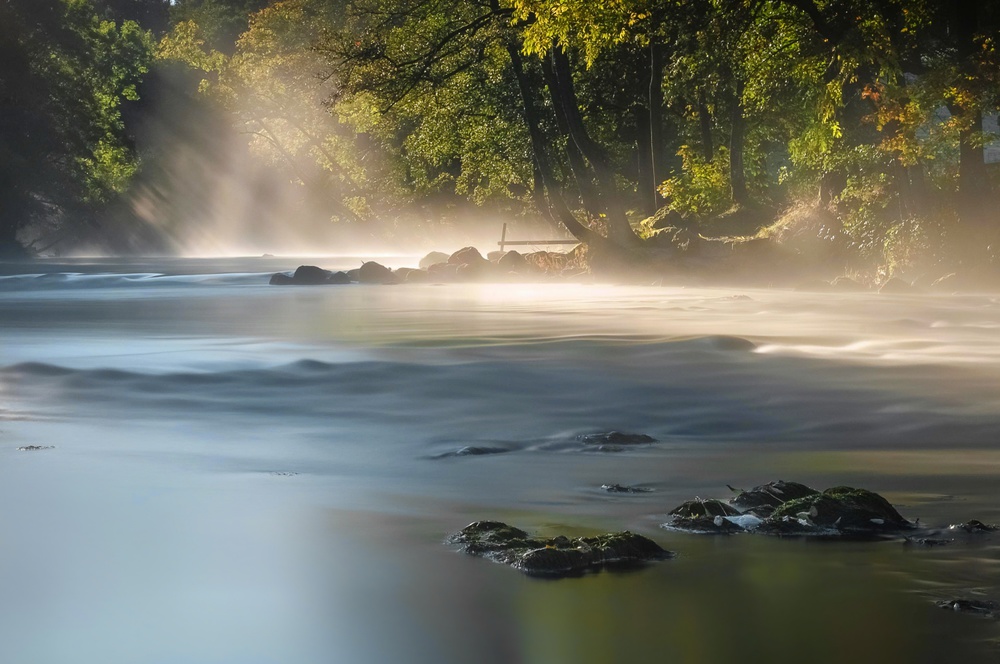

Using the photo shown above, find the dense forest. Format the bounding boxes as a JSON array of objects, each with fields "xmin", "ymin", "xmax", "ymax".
[{"xmin": 2, "ymin": 0, "xmax": 998, "ymax": 282}]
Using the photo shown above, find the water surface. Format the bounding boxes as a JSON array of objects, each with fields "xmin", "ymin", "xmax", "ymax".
[{"xmin": 2, "ymin": 257, "xmax": 999, "ymax": 663}]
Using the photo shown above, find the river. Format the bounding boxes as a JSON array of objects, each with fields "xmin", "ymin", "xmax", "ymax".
[{"xmin": 1, "ymin": 256, "xmax": 999, "ymax": 663}]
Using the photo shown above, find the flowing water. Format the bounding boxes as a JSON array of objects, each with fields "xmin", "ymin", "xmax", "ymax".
[{"xmin": 2, "ymin": 256, "xmax": 1000, "ymax": 663}]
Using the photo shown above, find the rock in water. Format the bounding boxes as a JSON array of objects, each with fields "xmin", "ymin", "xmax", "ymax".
[
  {"xmin": 936, "ymin": 599, "xmax": 1000, "ymax": 615},
  {"xmin": 292, "ymin": 265, "xmax": 332, "ymax": 284},
  {"xmin": 670, "ymin": 499, "xmax": 740, "ymax": 518},
  {"xmin": 448, "ymin": 521, "xmax": 673, "ymax": 577},
  {"xmin": 601, "ymin": 484, "xmax": 653, "ymax": 494},
  {"xmin": 948, "ymin": 519, "xmax": 999, "ymax": 533},
  {"xmin": 578, "ymin": 431, "xmax": 657, "ymax": 446},
  {"xmin": 497, "ymin": 250, "xmax": 529, "ymax": 273},
  {"xmin": 269, "ymin": 265, "xmax": 351, "ymax": 285},
  {"xmin": 664, "ymin": 481, "xmax": 914, "ymax": 538},
  {"xmin": 761, "ymin": 486, "xmax": 912, "ymax": 535},
  {"xmin": 447, "ymin": 246, "xmax": 489, "ymax": 266},
  {"xmin": 730, "ymin": 480, "xmax": 819, "ymax": 516},
  {"xmin": 418, "ymin": 251, "xmax": 450, "ymax": 269},
  {"xmin": 358, "ymin": 261, "xmax": 396, "ymax": 284},
  {"xmin": 431, "ymin": 446, "xmax": 510, "ymax": 459}
]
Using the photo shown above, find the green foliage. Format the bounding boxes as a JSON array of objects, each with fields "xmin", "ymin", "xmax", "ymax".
[
  {"xmin": 658, "ymin": 147, "xmax": 730, "ymax": 217},
  {"xmin": 0, "ymin": 0, "xmax": 154, "ymax": 249}
]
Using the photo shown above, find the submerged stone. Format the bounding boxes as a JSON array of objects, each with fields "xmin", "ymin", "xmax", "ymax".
[
  {"xmin": 601, "ymin": 484, "xmax": 653, "ymax": 494},
  {"xmin": 904, "ymin": 537, "xmax": 952, "ymax": 546},
  {"xmin": 578, "ymin": 431, "xmax": 657, "ymax": 446},
  {"xmin": 948, "ymin": 520, "xmax": 999, "ymax": 533},
  {"xmin": 449, "ymin": 521, "xmax": 673, "ymax": 577},
  {"xmin": 936, "ymin": 599, "xmax": 1000, "ymax": 615},
  {"xmin": 432, "ymin": 446, "xmax": 510, "ymax": 459},
  {"xmin": 358, "ymin": 261, "xmax": 396, "ymax": 284}
]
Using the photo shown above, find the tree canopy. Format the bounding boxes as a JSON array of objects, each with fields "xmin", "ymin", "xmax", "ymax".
[{"xmin": 4, "ymin": 0, "xmax": 999, "ymax": 279}]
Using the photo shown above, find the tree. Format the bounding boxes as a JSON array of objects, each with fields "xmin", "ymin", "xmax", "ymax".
[{"xmin": 0, "ymin": 0, "xmax": 154, "ymax": 255}]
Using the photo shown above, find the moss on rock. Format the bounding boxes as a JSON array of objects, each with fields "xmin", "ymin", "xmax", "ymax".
[{"xmin": 449, "ymin": 521, "xmax": 673, "ymax": 577}]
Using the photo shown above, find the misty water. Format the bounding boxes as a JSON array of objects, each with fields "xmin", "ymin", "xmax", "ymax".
[{"xmin": 3, "ymin": 256, "xmax": 1000, "ymax": 663}]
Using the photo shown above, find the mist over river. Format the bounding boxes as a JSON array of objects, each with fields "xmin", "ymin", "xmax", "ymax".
[{"xmin": 2, "ymin": 256, "xmax": 1000, "ymax": 663}]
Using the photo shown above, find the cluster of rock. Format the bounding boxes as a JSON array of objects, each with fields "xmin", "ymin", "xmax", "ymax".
[
  {"xmin": 448, "ymin": 520, "xmax": 673, "ymax": 577},
  {"xmin": 269, "ymin": 245, "xmax": 586, "ymax": 286},
  {"xmin": 663, "ymin": 480, "xmax": 916, "ymax": 537},
  {"xmin": 449, "ymin": 478, "xmax": 1000, "ymax": 621}
]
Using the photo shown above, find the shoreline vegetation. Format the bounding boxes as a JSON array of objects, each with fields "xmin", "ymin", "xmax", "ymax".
[{"xmin": 2, "ymin": 1, "xmax": 998, "ymax": 289}]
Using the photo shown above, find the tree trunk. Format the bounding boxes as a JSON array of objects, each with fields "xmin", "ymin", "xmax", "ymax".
[
  {"xmin": 505, "ymin": 41, "xmax": 601, "ymax": 245},
  {"xmin": 957, "ymin": 108, "xmax": 988, "ymax": 202},
  {"xmin": 648, "ymin": 41, "xmax": 667, "ymax": 208},
  {"xmin": 729, "ymin": 79, "xmax": 749, "ymax": 206},
  {"xmin": 540, "ymin": 54, "xmax": 602, "ymax": 216},
  {"xmin": 548, "ymin": 47, "xmax": 640, "ymax": 247},
  {"xmin": 698, "ymin": 89, "xmax": 714, "ymax": 161},
  {"xmin": 634, "ymin": 106, "xmax": 656, "ymax": 216}
]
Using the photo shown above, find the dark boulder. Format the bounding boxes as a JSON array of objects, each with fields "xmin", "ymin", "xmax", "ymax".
[
  {"xmin": 449, "ymin": 520, "xmax": 673, "ymax": 577},
  {"xmin": 292, "ymin": 265, "xmax": 332, "ymax": 284},
  {"xmin": 358, "ymin": 261, "xmax": 396, "ymax": 284},
  {"xmin": 403, "ymin": 268, "xmax": 431, "ymax": 283},
  {"xmin": 393, "ymin": 267, "xmax": 421, "ymax": 282},
  {"xmin": 419, "ymin": 251, "xmax": 450, "ymax": 269},
  {"xmin": 270, "ymin": 265, "xmax": 352, "ymax": 285},
  {"xmin": 448, "ymin": 246, "xmax": 489, "ymax": 267},
  {"xmin": 663, "ymin": 482, "xmax": 915, "ymax": 538},
  {"xmin": 497, "ymin": 250, "xmax": 529, "ymax": 273},
  {"xmin": 670, "ymin": 499, "xmax": 741, "ymax": 519},
  {"xmin": 456, "ymin": 261, "xmax": 493, "ymax": 281},
  {"xmin": 730, "ymin": 480, "xmax": 819, "ymax": 517},
  {"xmin": 665, "ymin": 499, "xmax": 749, "ymax": 534},
  {"xmin": 427, "ymin": 262, "xmax": 459, "ymax": 281},
  {"xmin": 578, "ymin": 431, "xmax": 657, "ymax": 446},
  {"xmin": 762, "ymin": 486, "xmax": 912, "ymax": 535}
]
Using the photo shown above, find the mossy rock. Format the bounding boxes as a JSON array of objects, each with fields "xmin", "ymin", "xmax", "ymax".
[
  {"xmin": 670, "ymin": 499, "xmax": 740, "ymax": 519},
  {"xmin": 765, "ymin": 486, "xmax": 912, "ymax": 534},
  {"xmin": 730, "ymin": 480, "xmax": 819, "ymax": 516},
  {"xmin": 666, "ymin": 499, "xmax": 747, "ymax": 534},
  {"xmin": 449, "ymin": 521, "xmax": 673, "ymax": 577}
]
